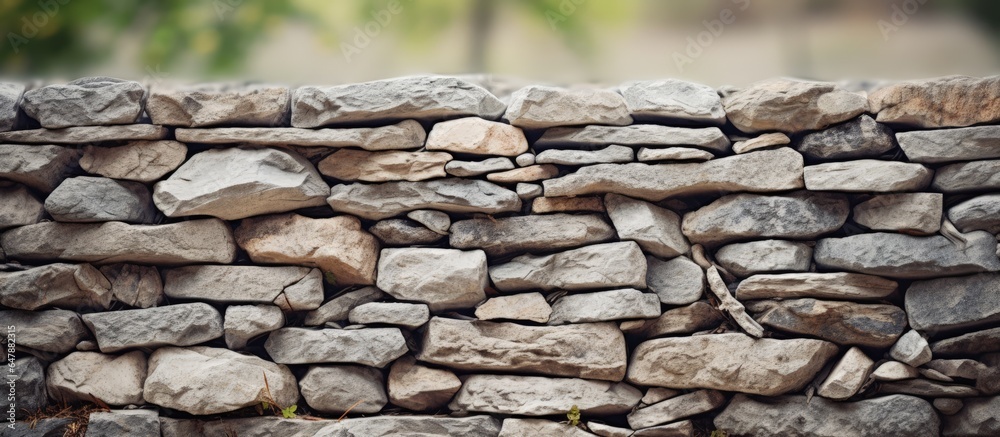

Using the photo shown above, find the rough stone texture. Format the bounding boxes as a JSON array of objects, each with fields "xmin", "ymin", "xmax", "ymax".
[
  {"xmin": 504, "ymin": 85, "xmax": 632, "ymax": 129},
  {"xmin": 318, "ymin": 149, "xmax": 451, "ymax": 182},
  {"xmin": 376, "ymin": 248, "xmax": 487, "ymax": 311},
  {"xmin": 263, "ymin": 327, "xmax": 407, "ymax": 367},
  {"xmin": 853, "ymin": 193, "xmax": 942, "ymax": 234},
  {"xmin": 21, "ymin": 77, "xmax": 144, "ymax": 128},
  {"xmin": 304, "ymin": 287, "xmax": 386, "ymax": 326},
  {"xmin": 292, "ymin": 76, "xmax": 505, "ymax": 127},
  {"xmin": 814, "ymin": 231, "xmax": 1000, "ymax": 279},
  {"xmin": 158, "ymin": 416, "xmax": 500, "ymax": 437},
  {"xmin": 299, "ymin": 365, "xmax": 387, "ymax": 414},
  {"xmin": 627, "ymin": 334, "xmax": 838, "ymax": 396},
  {"xmin": 619, "ymin": 79, "xmax": 726, "ymax": 125},
  {"xmin": 369, "ymin": 219, "xmax": 444, "ymax": 246},
  {"xmin": 349, "ymin": 302, "xmax": 430, "ymax": 329},
  {"xmin": 532, "ymin": 196, "xmax": 606, "ymax": 214},
  {"xmin": 8, "ymin": 356, "xmax": 45, "ymax": 417},
  {"xmin": 627, "ymin": 390, "xmax": 726, "ymax": 430},
  {"xmin": 714, "ymin": 394, "xmax": 940, "ymax": 437},
  {"xmin": 544, "ymin": 148, "xmax": 803, "ymax": 201},
  {"xmin": 499, "ymin": 419, "xmax": 598, "ymax": 437},
  {"xmin": 816, "ymin": 347, "xmax": 874, "ymax": 400},
  {"xmin": 387, "ymin": 356, "xmax": 461, "ymax": 411},
  {"xmin": 535, "ymin": 124, "xmax": 729, "ymax": 152},
  {"xmin": 931, "ymin": 327, "xmax": 1000, "ymax": 356},
  {"xmin": 943, "ymin": 396, "xmax": 1000, "ymax": 436},
  {"xmin": 44, "ymin": 176, "xmax": 157, "ymax": 223},
  {"xmin": 445, "ymin": 157, "xmax": 514, "ymax": 177},
  {"xmin": 224, "ymin": 304, "xmax": 285, "ymax": 349},
  {"xmin": 682, "ymin": 191, "xmax": 849, "ymax": 246},
  {"xmin": 869, "ymin": 75, "xmax": 1000, "ymax": 128},
  {"xmin": 933, "ymin": 159, "xmax": 1000, "ymax": 193},
  {"xmin": 147, "ymin": 84, "xmax": 289, "ymax": 127},
  {"xmin": 46, "ymin": 351, "xmax": 146, "ymax": 405},
  {"xmin": 747, "ymin": 298, "xmax": 907, "ymax": 348},
  {"xmin": 548, "ymin": 289, "xmax": 661, "ymax": 325},
  {"xmin": 84, "ymin": 410, "xmax": 160, "ymax": 437},
  {"xmin": 475, "ymin": 292, "xmax": 553, "ymax": 324},
  {"xmin": 723, "ymin": 78, "xmax": 868, "ymax": 133},
  {"xmin": 235, "ymin": 213, "xmax": 379, "ymax": 286},
  {"xmin": 796, "ymin": 114, "xmax": 896, "ymax": 160},
  {"xmin": 716, "ymin": 240, "xmax": 813, "ymax": 277},
  {"xmin": 0, "ymin": 184, "xmax": 44, "ymax": 229},
  {"xmin": 450, "ymin": 214, "xmax": 615, "ymax": 258},
  {"xmin": 449, "ymin": 375, "xmax": 641, "ymax": 416},
  {"xmin": 0, "ymin": 125, "xmax": 168, "ymax": 144},
  {"xmin": 637, "ymin": 147, "xmax": 714, "ymax": 162},
  {"xmin": 903, "ymin": 127, "xmax": 1000, "ymax": 165},
  {"xmin": 154, "ymin": 147, "xmax": 328, "ymax": 220},
  {"xmin": 405, "ymin": 210, "xmax": 450, "ymax": 235},
  {"xmin": 0, "ymin": 309, "xmax": 89, "ymax": 354},
  {"xmin": 82, "ymin": 303, "xmax": 223, "ymax": 353},
  {"xmin": 891, "ymin": 329, "xmax": 932, "ymax": 367},
  {"xmin": 80, "ymin": 141, "xmax": 186, "ymax": 183},
  {"xmin": 536, "ymin": 145, "xmax": 634, "ymax": 165},
  {"xmin": 144, "ymin": 346, "xmax": 298, "ymax": 415},
  {"xmin": 645, "ymin": 255, "xmax": 704, "ymax": 306},
  {"xmin": 926, "ymin": 359, "xmax": 986, "ymax": 380},
  {"xmin": 0, "ymin": 82, "xmax": 24, "ymax": 132},
  {"xmin": 486, "ymin": 164, "xmax": 559, "ymax": 183},
  {"xmin": 605, "ymin": 194, "xmax": 689, "ymax": 258},
  {"xmin": 878, "ymin": 379, "xmax": 980, "ymax": 398},
  {"xmin": 906, "ymin": 273, "xmax": 1000, "ymax": 333},
  {"xmin": 163, "ymin": 265, "xmax": 323, "ymax": 310},
  {"xmin": 871, "ymin": 361, "xmax": 920, "ymax": 381},
  {"xmin": 0, "ymin": 144, "xmax": 80, "ymax": 192},
  {"xmin": 625, "ymin": 301, "xmax": 724, "ymax": 339},
  {"xmin": 1, "ymin": 219, "xmax": 236, "ymax": 265},
  {"xmin": 0, "ymin": 263, "xmax": 111, "ymax": 311},
  {"xmin": 99, "ymin": 264, "xmax": 163, "ymax": 308},
  {"xmin": 175, "ymin": 120, "xmax": 426, "ymax": 150},
  {"xmin": 733, "ymin": 132, "xmax": 790, "ymax": 154},
  {"xmin": 426, "ymin": 116, "xmax": 528, "ymax": 156},
  {"xmin": 735, "ymin": 272, "xmax": 897, "ymax": 301},
  {"xmin": 803, "ymin": 160, "xmax": 932, "ymax": 192},
  {"xmin": 489, "ymin": 241, "xmax": 647, "ymax": 292},
  {"xmin": 418, "ymin": 317, "xmax": 627, "ymax": 381},
  {"xmin": 2, "ymin": 418, "xmax": 73, "ymax": 437},
  {"xmin": 327, "ymin": 179, "xmax": 521, "ymax": 220},
  {"xmin": 950, "ymin": 194, "xmax": 1000, "ymax": 234},
  {"xmin": 934, "ymin": 398, "xmax": 965, "ymax": 416}
]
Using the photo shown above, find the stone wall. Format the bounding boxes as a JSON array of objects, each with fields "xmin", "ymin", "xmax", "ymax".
[{"xmin": 1, "ymin": 75, "xmax": 999, "ymax": 436}]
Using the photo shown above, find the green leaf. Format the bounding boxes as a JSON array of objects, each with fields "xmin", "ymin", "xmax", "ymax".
[
  {"xmin": 281, "ymin": 404, "xmax": 298, "ymax": 419},
  {"xmin": 566, "ymin": 404, "xmax": 581, "ymax": 426}
]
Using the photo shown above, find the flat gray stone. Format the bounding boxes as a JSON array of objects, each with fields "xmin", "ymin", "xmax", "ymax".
[
  {"xmin": 144, "ymin": 346, "xmax": 298, "ymax": 415},
  {"xmin": 99, "ymin": 264, "xmax": 164, "ymax": 308},
  {"xmin": 0, "ymin": 184, "xmax": 43, "ymax": 229},
  {"xmin": 681, "ymin": 191, "xmax": 849, "ymax": 246},
  {"xmin": 606, "ymin": 194, "xmax": 689, "ymax": 258},
  {"xmin": 1, "ymin": 219, "xmax": 237, "ymax": 265},
  {"xmin": 628, "ymin": 390, "xmax": 725, "ymax": 430},
  {"xmin": 535, "ymin": 124, "xmax": 729, "ymax": 152},
  {"xmin": 0, "ymin": 263, "xmax": 111, "ymax": 311},
  {"xmin": 735, "ymin": 272, "xmax": 897, "ymax": 301},
  {"xmin": 426, "ymin": 116, "xmax": 528, "ymax": 156},
  {"xmin": 0, "ymin": 125, "xmax": 169, "ymax": 144},
  {"xmin": 264, "ymin": 327, "xmax": 407, "ymax": 367},
  {"xmin": 328, "ymin": 179, "xmax": 521, "ymax": 220},
  {"xmin": 6, "ymin": 356, "xmax": 45, "ymax": 417},
  {"xmin": 869, "ymin": 75, "xmax": 1000, "ymax": 128},
  {"xmin": 943, "ymin": 396, "xmax": 1000, "ymax": 436},
  {"xmin": 84, "ymin": 410, "xmax": 159, "ymax": 437},
  {"xmin": 907, "ymin": 273, "xmax": 1000, "ymax": 334},
  {"xmin": 349, "ymin": 302, "xmax": 430, "ymax": 329},
  {"xmin": 950, "ymin": 194, "xmax": 1000, "ymax": 234},
  {"xmin": 175, "ymin": 120, "xmax": 426, "ymax": 150},
  {"xmin": 418, "ymin": 317, "xmax": 627, "ymax": 381},
  {"xmin": 387, "ymin": 355, "xmax": 461, "ymax": 411},
  {"xmin": 627, "ymin": 334, "xmax": 838, "ymax": 396},
  {"xmin": 377, "ymin": 248, "xmax": 487, "ymax": 311},
  {"xmin": 716, "ymin": 240, "xmax": 812, "ymax": 277},
  {"xmin": 450, "ymin": 213, "xmax": 615, "ymax": 258},
  {"xmin": 449, "ymin": 375, "xmax": 641, "ymax": 416},
  {"xmin": 318, "ymin": 149, "xmax": 451, "ymax": 182},
  {"xmin": 0, "ymin": 309, "xmax": 89, "ymax": 354},
  {"xmin": 406, "ymin": 209, "xmax": 450, "ymax": 234},
  {"xmin": 504, "ymin": 85, "xmax": 632, "ymax": 129},
  {"xmin": 0, "ymin": 144, "xmax": 79, "ymax": 192},
  {"xmin": 931, "ymin": 327, "xmax": 1000, "ymax": 356},
  {"xmin": 816, "ymin": 347, "xmax": 874, "ymax": 400},
  {"xmin": 224, "ymin": 304, "xmax": 284, "ymax": 349},
  {"xmin": 160, "ymin": 416, "xmax": 499, "ymax": 437},
  {"xmin": 82, "ymin": 303, "xmax": 223, "ymax": 352},
  {"xmin": 445, "ymin": 157, "xmax": 514, "ymax": 177},
  {"xmin": 898, "ymin": 125, "xmax": 1000, "ymax": 163},
  {"xmin": 164, "ymin": 265, "xmax": 323, "ymax": 311},
  {"xmin": 543, "ymin": 147, "xmax": 803, "ymax": 201},
  {"xmin": 500, "ymin": 419, "xmax": 598, "ymax": 437},
  {"xmin": 723, "ymin": 78, "xmax": 867, "ymax": 133},
  {"xmin": 804, "ymin": 160, "xmax": 932, "ymax": 192},
  {"xmin": 0, "ymin": 82, "xmax": 24, "ymax": 132},
  {"xmin": 44, "ymin": 176, "xmax": 157, "ymax": 223},
  {"xmin": 22, "ymin": 77, "xmax": 144, "ymax": 128},
  {"xmin": 369, "ymin": 218, "xmax": 444, "ymax": 246},
  {"xmin": 619, "ymin": 79, "xmax": 725, "ymax": 125},
  {"xmin": 292, "ymin": 76, "xmax": 505, "ymax": 127},
  {"xmin": 636, "ymin": 147, "xmax": 714, "ymax": 162},
  {"xmin": 549, "ymin": 288, "xmax": 660, "ymax": 325},
  {"xmin": 536, "ymin": 145, "xmax": 634, "ymax": 165},
  {"xmin": 747, "ymin": 298, "xmax": 907, "ymax": 348},
  {"xmin": 80, "ymin": 141, "xmax": 187, "ymax": 183},
  {"xmin": 853, "ymin": 193, "xmax": 942, "ymax": 234},
  {"xmin": 489, "ymin": 241, "xmax": 647, "ymax": 292},
  {"xmin": 933, "ymin": 159, "xmax": 1000, "ymax": 193},
  {"xmin": 878, "ymin": 379, "xmax": 980, "ymax": 398},
  {"xmin": 814, "ymin": 231, "xmax": 1000, "ymax": 279},
  {"xmin": 796, "ymin": 114, "xmax": 896, "ymax": 160},
  {"xmin": 304, "ymin": 287, "xmax": 386, "ymax": 326},
  {"xmin": 47, "ymin": 351, "xmax": 146, "ymax": 406},
  {"xmin": 645, "ymin": 256, "xmax": 704, "ymax": 305},
  {"xmin": 475, "ymin": 292, "xmax": 552, "ymax": 323},
  {"xmin": 147, "ymin": 83, "xmax": 289, "ymax": 127},
  {"xmin": 299, "ymin": 365, "xmax": 386, "ymax": 414},
  {"xmin": 926, "ymin": 359, "xmax": 986, "ymax": 380},
  {"xmin": 625, "ymin": 301, "xmax": 724, "ymax": 339},
  {"xmin": 714, "ymin": 394, "xmax": 939, "ymax": 437}
]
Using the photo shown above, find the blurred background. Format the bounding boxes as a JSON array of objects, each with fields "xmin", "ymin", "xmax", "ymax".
[{"xmin": 1, "ymin": 0, "xmax": 998, "ymax": 87}]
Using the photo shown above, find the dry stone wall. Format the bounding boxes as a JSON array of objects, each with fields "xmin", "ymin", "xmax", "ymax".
[{"xmin": 1, "ymin": 74, "xmax": 1000, "ymax": 437}]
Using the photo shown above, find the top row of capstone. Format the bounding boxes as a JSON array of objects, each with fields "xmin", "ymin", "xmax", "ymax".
[{"xmin": 0, "ymin": 74, "xmax": 997, "ymax": 133}]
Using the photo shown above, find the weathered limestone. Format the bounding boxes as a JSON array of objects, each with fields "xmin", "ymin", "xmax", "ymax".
[
  {"xmin": 263, "ymin": 327, "xmax": 407, "ymax": 367},
  {"xmin": 82, "ymin": 303, "xmax": 224, "ymax": 353},
  {"xmin": 299, "ymin": 365, "xmax": 387, "ymax": 414},
  {"xmin": 926, "ymin": 359, "xmax": 986, "ymax": 380},
  {"xmin": 543, "ymin": 148, "xmax": 803, "ymax": 201},
  {"xmin": 619, "ymin": 79, "xmax": 726, "ymax": 125},
  {"xmin": 869, "ymin": 75, "xmax": 1000, "ymax": 128},
  {"xmin": 0, "ymin": 309, "xmax": 89, "ymax": 355},
  {"xmin": 814, "ymin": 231, "xmax": 1000, "ymax": 279},
  {"xmin": 0, "ymin": 125, "xmax": 169, "ymax": 144},
  {"xmin": 627, "ymin": 390, "xmax": 726, "ymax": 430},
  {"xmin": 175, "ymin": 120, "xmax": 426, "ymax": 150},
  {"xmin": 164, "ymin": 265, "xmax": 323, "ymax": 311},
  {"xmin": 146, "ymin": 84, "xmax": 289, "ymax": 127},
  {"xmin": 548, "ymin": 289, "xmax": 661, "ymax": 325},
  {"xmin": 449, "ymin": 375, "xmax": 641, "ymax": 416},
  {"xmin": 949, "ymin": 194, "xmax": 1000, "ymax": 234},
  {"xmin": 625, "ymin": 301, "xmax": 725, "ymax": 339},
  {"xmin": 235, "ymin": 213, "xmax": 379, "ymax": 285},
  {"xmin": 369, "ymin": 218, "xmax": 444, "ymax": 246},
  {"xmin": 0, "ymin": 82, "xmax": 23, "ymax": 132},
  {"xmin": 159, "ymin": 416, "xmax": 500, "ymax": 437},
  {"xmin": 475, "ymin": 292, "xmax": 553, "ymax": 323},
  {"xmin": 318, "ymin": 149, "xmax": 451, "ymax": 182},
  {"xmin": 872, "ymin": 361, "xmax": 920, "ymax": 381},
  {"xmin": 486, "ymin": 164, "xmax": 559, "ymax": 183},
  {"xmin": 535, "ymin": 124, "xmax": 729, "ymax": 152},
  {"xmin": 348, "ymin": 302, "xmax": 430, "ymax": 329},
  {"xmin": 504, "ymin": 85, "xmax": 632, "ymax": 129},
  {"xmin": 224, "ymin": 304, "xmax": 285, "ymax": 349},
  {"xmin": 376, "ymin": 248, "xmax": 487, "ymax": 311},
  {"xmin": 933, "ymin": 159, "xmax": 1000, "ymax": 193},
  {"xmin": 722, "ymin": 78, "xmax": 868, "ymax": 133},
  {"xmin": 100, "ymin": 263, "xmax": 162, "ymax": 309},
  {"xmin": 45, "ymin": 176, "xmax": 157, "ymax": 223},
  {"xmin": 906, "ymin": 273, "xmax": 1000, "ymax": 333},
  {"xmin": 897, "ymin": 125, "xmax": 1000, "ymax": 163},
  {"xmin": 387, "ymin": 356, "xmax": 461, "ymax": 411},
  {"xmin": 733, "ymin": 132, "xmax": 790, "ymax": 154},
  {"xmin": 407, "ymin": 210, "xmax": 450, "ymax": 235},
  {"xmin": 532, "ymin": 196, "xmax": 606, "ymax": 214},
  {"xmin": 747, "ymin": 298, "xmax": 907, "ymax": 348},
  {"xmin": 450, "ymin": 214, "xmax": 615, "ymax": 258},
  {"xmin": 489, "ymin": 241, "xmax": 647, "ymax": 292},
  {"xmin": 0, "ymin": 263, "xmax": 111, "ymax": 311},
  {"xmin": 605, "ymin": 194, "xmax": 689, "ymax": 258},
  {"xmin": 853, "ymin": 193, "xmax": 942, "ymax": 234},
  {"xmin": 627, "ymin": 334, "xmax": 838, "ymax": 396},
  {"xmin": 426, "ymin": 116, "xmax": 528, "ymax": 156},
  {"xmin": 304, "ymin": 287, "xmax": 386, "ymax": 326},
  {"xmin": 735, "ymin": 272, "xmax": 897, "ymax": 301},
  {"xmin": 21, "ymin": 77, "xmax": 144, "ymax": 128},
  {"xmin": 934, "ymin": 398, "xmax": 965, "ymax": 416},
  {"xmin": 418, "ymin": 317, "xmax": 627, "ymax": 381},
  {"xmin": 816, "ymin": 347, "xmax": 874, "ymax": 400},
  {"xmin": 536, "ymin": 145, "xmax": 634, "ymax": 165},
  {"xmin": 0, "ymin": 184, "xmax": 43, "ymax": 229},
  {"xmin": 46, "ymin": 351, "xmax": 146, "ymax": 405},
  {"xmin": 637, "ymin": 147, "xmax": 714, "ymax": 162},
  {"xmin": 645, "ymin": 255, "xmax": 705, "ymax": 305},
  {"xmin": 796, "ymin": 114, "xmax": 896, "ymax": 160},
  {"xmin": 84, "ymin": 410, "xmax": 160, "ymax": 437},
  {"xmin": 716, "ymin": 240, "xmax": 812, "ymax": 277},
  {"xmin": 931, "ymin": 327, "xmax": 1000, "ymax": 356},
  {"xmin": 803, "ymin": 160, "xmax": 932, "ymax": 192},
  {"xmin": 890, "ymin": 330, "xmax": 932, "ymax": 367},
  {"xmin": 500, "ymin": 419, "xmax": 598, "ymax": 437},
  {"xmin": 878, "ymin": 379, "xmax": 980, "ymax": 398},
  {"xmin": 445, "ymin": 157, "xmax": 514, "ymax": 177},
  {"xmin": 327, "ymin": 179, "xmax": 521, "ymax": 220},
  {"xmin": 0, "ymin": 144, "xmax": 80, "ymax": 192},
  {"xmin": 943, "ymin": 396, "xmax": 1000, "ymax": 436},
  {"xmin": 80, "ymin": 141, "xmax": 187, "ymax": 183},
  {"xmin": 682, "ymin": 192, "xmax": 849, "ymax": 246}
]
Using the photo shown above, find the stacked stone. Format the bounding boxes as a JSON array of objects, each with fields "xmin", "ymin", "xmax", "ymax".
[{"xmin": 0, "ymin": 74, "xmax": 998, "ymax": 436}]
